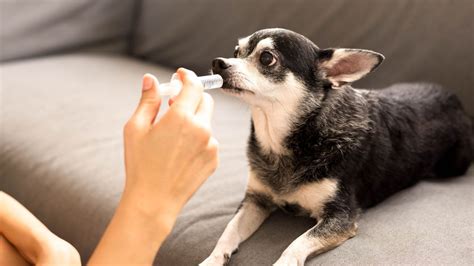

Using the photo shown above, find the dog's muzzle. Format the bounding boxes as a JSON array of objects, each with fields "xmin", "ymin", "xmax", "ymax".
[{"xmin": 212, "ymin": 57, "xmax": 231, "ymax": 75}]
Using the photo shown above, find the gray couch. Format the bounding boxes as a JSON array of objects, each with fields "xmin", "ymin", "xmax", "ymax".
[{"xmin": 1, "ymin": 1, "xmax": 473, "ymax": 265}]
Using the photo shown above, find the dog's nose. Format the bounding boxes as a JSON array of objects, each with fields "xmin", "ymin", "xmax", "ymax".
[{"xmin": 212, "ymin": 57, "xmax": 230, "ymax": 73}]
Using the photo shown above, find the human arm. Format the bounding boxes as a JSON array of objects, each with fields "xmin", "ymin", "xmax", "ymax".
[
  {"xmin": 0, "ymin": 191, "xmax": 80, "ymax": 265},
  {"xmin": 88, "ymin": 68, "xmax": 218, "ymax": 264}
]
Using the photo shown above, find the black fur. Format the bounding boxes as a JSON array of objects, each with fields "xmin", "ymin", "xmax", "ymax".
[
  {"xmin": 240, "ymin": 29, "xmax": 322, "ymax": 87},
  {"xmin": 242, "ymin": 29, "xmax": 473, "ymax": 212},
  {"xmin": 211, "ymin": 28, "xmax": 473, "ymax": 263},
  {"xmin": 244, "ymin": 191, "xmax": 275, "ymax": 211}
]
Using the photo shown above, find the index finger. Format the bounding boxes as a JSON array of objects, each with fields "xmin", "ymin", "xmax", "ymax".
[
  {"xmin": 195, "ymin": 92, "xmax": 214, "ymax": 129},
  {"xmin": 172, "ymin": 68, "xmax": 203, "ymax": 114}
]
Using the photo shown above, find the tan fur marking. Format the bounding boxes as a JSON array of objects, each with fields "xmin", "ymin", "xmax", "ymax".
[
  {"xmin": 247, "ymin": 171, "xmax": 339, "ymax": 218},
  {"xmin": 275, "ymin": 222, "xmax": 358, "ymax": 265},
  {"xmin": 237, "ymin": 36, "xmax": 251, "ymax": 53},
  {"xmin": 313, "ymin": 223, "xmax": 358, "ymax": 257}
]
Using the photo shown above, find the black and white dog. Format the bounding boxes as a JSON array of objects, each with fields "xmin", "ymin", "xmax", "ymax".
[{"xmin": 202, "ymin": 28, "xmax": 473, "ymax": 265}]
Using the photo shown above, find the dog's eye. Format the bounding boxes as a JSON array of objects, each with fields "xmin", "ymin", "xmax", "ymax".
[
  {"xmin": 234, "ymin": 46, "xmax": 239, "ymax": 58},
  {"xmin": 260, "ymin": 51, "xmax": 275, "ymax": 66}
]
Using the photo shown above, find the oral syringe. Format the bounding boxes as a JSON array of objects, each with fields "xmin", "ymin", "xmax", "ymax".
[{"xmin": 159, "ymin": 74, "xmax": 223, "ymax": 96}]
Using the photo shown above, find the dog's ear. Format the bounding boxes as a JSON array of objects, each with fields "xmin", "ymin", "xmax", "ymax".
[{"xmin": 317, "ymin": 48, "xmax": 384, "ymax": 88}]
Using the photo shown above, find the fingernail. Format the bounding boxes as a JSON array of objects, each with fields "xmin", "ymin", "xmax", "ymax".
[{"xmin": 142, "ymin": 74, "xmax": 153, "ymax": 91}]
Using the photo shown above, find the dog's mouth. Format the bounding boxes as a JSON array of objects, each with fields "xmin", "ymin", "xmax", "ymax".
[{"xmin": 221, "ymin": 81, "xmax": 254, "ymax": 95}]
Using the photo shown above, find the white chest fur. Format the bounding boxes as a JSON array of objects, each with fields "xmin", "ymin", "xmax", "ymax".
[
  {"xmin": 247, "ymin": 171, "xmax": 339, "ymax": 219},
  {"xmin": 251, "ymin": 105, "xmax": 293, "ymax": 154},
  {"xmin": 249, "ymin": 73, "xmax": 307, "ymax": 155}
]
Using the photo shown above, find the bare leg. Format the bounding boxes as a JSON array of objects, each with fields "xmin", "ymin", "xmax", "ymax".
[
  {"xmin": 274, "ymin": 215, "xmax": 357, "ymax": 266},
  {"xmin": 200, "ymin": 192, "xmax": 275, "ymax": 265}
]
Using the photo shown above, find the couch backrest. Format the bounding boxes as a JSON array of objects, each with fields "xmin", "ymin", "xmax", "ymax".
[
  {"xmin": 132, "ymin": 0, "xmax": 473, "ymax": 115},
  {"xmin": 0, "ymin": 0, "xmax": 136, "ymax": 62},
  {"xmin": 1, "ymin": 0, "xmax": 472, "ymax": 114}
]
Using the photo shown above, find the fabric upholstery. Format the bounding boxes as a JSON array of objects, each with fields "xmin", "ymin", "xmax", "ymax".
[
  {"xmin": 0, "ymin": 0, "xmax": 136, "ymax": 62},
  {"xmin": 0, "ymin": 53, "xmax": 172, "ymax": 262},
  {"xmin": 132, "ymin": 0, "xmax": 474, "ymax": 115},
  {"xmin": 1, "ymin": 54, "xmax": 473, "ymax": 265}
]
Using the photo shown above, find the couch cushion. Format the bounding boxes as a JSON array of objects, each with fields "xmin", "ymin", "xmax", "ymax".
[
  {"xmin": 0, "ymin": 0, "xmax": 136, "ymax": 62},
  {"xmin": 157, "ymin": 168, "xmax": 474, "ymax": 265},
  {"xmin": 0, "ymin": 53, "xmax": 176, "ymax": 262},
  {"xmin": 132, "ymin": 0, "xmax": 474, "ymax": 115},
  {"xmin": 1, "ymin": 54, "xmax": 473, "ymax": 265}
]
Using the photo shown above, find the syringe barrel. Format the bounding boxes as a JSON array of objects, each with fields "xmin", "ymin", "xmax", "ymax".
[
  {"xmin": 197, "ymin": 74, "xmax": 223, "ymax": 89},
  {"xmin": 159, "ymin": 74, "xmax": 223, "ymax": 96}
]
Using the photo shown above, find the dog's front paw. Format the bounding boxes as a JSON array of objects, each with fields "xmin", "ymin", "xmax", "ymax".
[
  {"xmin": 273, "ymin": 255, "xmax": 302, "ymax": 266},
  {"xmin": 200, "ymin": 253, "xmax": 231, "ymax": 266}
]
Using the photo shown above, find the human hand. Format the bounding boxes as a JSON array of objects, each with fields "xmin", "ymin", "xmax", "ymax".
[{"xmin": 123, "ymin": 68, "xmax": 219, "ymax": 230}]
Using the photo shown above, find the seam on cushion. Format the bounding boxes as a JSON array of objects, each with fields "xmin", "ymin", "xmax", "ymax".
[
  {"xmin": 0, "ymin": 36, "xmax": 128, "ymax": 64},
  {"xmin": 126, "ymin": 0, "xmax": 144, "ymax": 55}
]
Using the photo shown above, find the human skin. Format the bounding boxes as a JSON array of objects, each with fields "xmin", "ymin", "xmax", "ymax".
[
  {"xmin": 88, "ymin": 68, "xmax": 219, "ymax": 264},
  {"xmin": 0, "ymin": 192, "xmax": 81, "ymax": 265},
  {"xmin": 0, "ymin": 68, "xmax": 218, "ymax": 265}
]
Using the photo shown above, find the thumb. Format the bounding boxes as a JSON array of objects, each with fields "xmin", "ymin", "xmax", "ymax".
[{"xmin": 131, "ymin": 73, "xmax": 162, "ymax": 127}]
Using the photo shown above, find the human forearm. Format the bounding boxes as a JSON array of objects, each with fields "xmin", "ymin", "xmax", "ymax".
[
  {"xmin": 0, "ymin": 191, "xmax": 80, "ymax": 265},
  {"xmin": 0, "ymin": 235, "xmax": 30, "ymax": 266},
  {"xmin": 0, "ymin": 191, "xmax": 55, "ymax": 263},
  {"xmin": 88, "ymin": 191, "xmax": 178, "ymax": 265}
]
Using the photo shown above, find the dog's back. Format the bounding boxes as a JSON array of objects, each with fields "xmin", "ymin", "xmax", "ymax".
[
  {"xmin": 206, "ymin": 29, "xmax": 474, "ymax": 265},
  {"xmin": 355, "ymin": 83, "xmax": 473, "ymax": 207}
]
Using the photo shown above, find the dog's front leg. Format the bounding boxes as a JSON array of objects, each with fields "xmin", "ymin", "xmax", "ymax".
[
  {"xmin": 274, "ymin": 215, "xmax": 357, "ymax": 266},
  {"xmin": 200, "ymin": 192, "xmax": 274, "ymax": 266}
]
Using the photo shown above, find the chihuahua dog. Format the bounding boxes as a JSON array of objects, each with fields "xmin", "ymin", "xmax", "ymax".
[{"xmin": 202, "ymin": 28, "xmax": 473, "ymax": 265}]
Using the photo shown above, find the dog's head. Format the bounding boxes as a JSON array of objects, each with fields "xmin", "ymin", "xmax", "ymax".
[{"xmin": 212, "ymin": 28, "xmax": 384, "ymax": 104}]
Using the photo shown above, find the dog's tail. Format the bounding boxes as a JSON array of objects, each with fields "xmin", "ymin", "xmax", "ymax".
[{"xmin": 434, "ymin": 114, "xmax": 474, "ymax": 178}]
